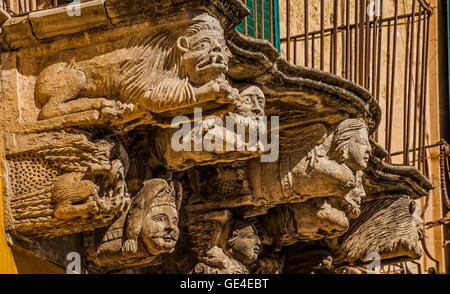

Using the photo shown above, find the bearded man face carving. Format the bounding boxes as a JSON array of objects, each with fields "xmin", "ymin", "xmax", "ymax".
[{"xmin": 141, "ymin": 205, "xmax": 180, "ymax": 256}]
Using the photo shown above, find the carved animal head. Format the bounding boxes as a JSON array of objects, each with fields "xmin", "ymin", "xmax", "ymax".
[
  {"xmin": 331, "ymin": 118, "xmax": 371, "ymax": 173},
  {"xmin": 176, "ymin": 13, "xmax": 231, "ymax": 85}
]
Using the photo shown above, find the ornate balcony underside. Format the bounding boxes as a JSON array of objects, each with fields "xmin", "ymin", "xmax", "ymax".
[{"xmin": 0, "ymin": 0, "xmax": 432, "ymax": 273}]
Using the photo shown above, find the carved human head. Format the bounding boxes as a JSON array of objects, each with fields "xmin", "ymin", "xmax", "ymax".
[
  {"xmin": 331, "ymin": 118, "xmax": 371, "ymax": 172},
  {"xmin": 235, "ymin": 85, "xmax": 265, "ymax": 117},
  {"xmin": 127, "ymin": 179, "xmax": 181, "ymax": 256},
  {"xmin": 177, "ymin": 13, "xmax": 230, "ymax": 85},
  {"xmin": 223, "ymin": 219, "xmax": 261, "ymax": 266}
]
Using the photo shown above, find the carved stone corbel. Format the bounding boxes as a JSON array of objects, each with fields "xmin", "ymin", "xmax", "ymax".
[
  {"xmin": 85, "ymin": 178, "xmax": 182, "ymax": 273},
  {"xmin": 2, "ymin": 131, "xmax": 130, "ymax": 239}
]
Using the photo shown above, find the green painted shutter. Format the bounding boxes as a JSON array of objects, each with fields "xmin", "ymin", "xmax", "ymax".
[{"xmin": 236, "ymin": 0, "xmax": 281, "ymax": 51}]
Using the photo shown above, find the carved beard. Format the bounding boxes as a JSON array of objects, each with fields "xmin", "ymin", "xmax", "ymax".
[{"xmin": 143, "ymin": 231, "xmax": 178, "ymax": 255}]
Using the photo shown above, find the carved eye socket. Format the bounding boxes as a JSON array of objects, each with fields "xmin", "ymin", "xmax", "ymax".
[
  {"xmin": 153, "ymin": 215, "xmax": 167, "ymax": 222},
  {"xmin": 243, "ymin": 96, "xmax": 252, "ymax": 104},
  {"xmin": 194, "ymin": 40, "xmax": 210, "ymax": 50}
]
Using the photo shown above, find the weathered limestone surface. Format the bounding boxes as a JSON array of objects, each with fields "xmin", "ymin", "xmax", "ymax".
[
  {"xmin": 29, "ymin": 0, "xmax": 109, "ymax": 39},
  {"xmin": 0, "ymin": 0, "xmax": 433, "ymax": 273}
]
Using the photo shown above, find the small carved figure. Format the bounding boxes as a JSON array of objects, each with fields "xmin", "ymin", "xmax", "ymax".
[
  {"xmin": 154, "ymin": 84, "xmax": 266, "ymax": 170},
  {"xmin": 122, "ymin": 178, "xmax": 181, "ymax": 255},
  {"xmin": 234, "ymin": 85, "xmax": 265, "ymax": 117},
  {"xmin": 52, "ymin": 172, "xmax": 98, "ymax": 219},
  {"xmin": 193, "ymin": 219, "xmax": 261, "ymax": 274},
  {"xmin": 35, "ymin": 13, "xmax": 238, "ymax": 125},
  {"xmin": 272, "ymin": 118, "xmax": 371, "ymax": 217},
  {"xmin": 86, "ymin": 178, "xmax": 182, "ymax": 272},
  {"xmin": 259, "ymin": 198, "xmax": 349, "ymax": 249},
  {"xmin": 222, "ymin": 219, "xmax": 261, "ymax": 266}
]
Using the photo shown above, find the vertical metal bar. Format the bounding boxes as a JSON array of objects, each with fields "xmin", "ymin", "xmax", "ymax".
[
  {"xmin": 385, "ymin": 20, "xmax": 392, "ymax": 159},
  {"xmin": 4, "ymin": 0, "xmax": 10, "ymax": 13},
  {"xmin": 341, "ymin": 0, "xmax": 346, "ymax": 77},
  {"xmin": 294, "ymin": 37, "xmax": 297, "ymax": 64},
  {"xmin": 364, "ymin": 0, "xmax": 371, "ymax": 89},
  {"xmin": 405, "ymin": 0, "xmax": 417, "ymax": 165},
  {"xmin": 375, "ymin": 0, "xmax": 383, "ymax": 100},
  {"xmin": 403, "ymin": 16, "xmax": 411, "ymax": 164},
  {"xmin": 269, "ymin": 0, "xmax": 274, "ymax": 43},
  {"xmin": 333, "ymin": 0, "xmax": 338, "ymax": 74},
  {"xmin": 418, "ymin": 9, "xmax": 428, "ymax": 171},
  {"xmin": 260, "ymin": 0, "xmax": 265, "ymax": 40},
  {"xmin": 320, "ymin": 0, "xmax": 325, "ymax": 70},
  {"xmin": 345, "ymin": 0, "xmax": 350, "ymax": 79},
  {"xmin": 286, "ymin": 0, "xmax": 291, "ymax": 62},
  {"xmin": 420, "ymin": 14, "xmax": 430, "ymax": 172},
  {"xmin": 354, "ymin": 0, "xmax": 359, "ymax": 83},
  {"xmin": 253, "ymin": 0, "xmax": 259, "ymax": 38},
  {"xmin": 371, "ymin": 2, "xmax": 378, "ymax": 96},
  {"xmin": 370, "ymin": 1, "xmax": 377, "ymax": 140},
  {"xmin": 330, "ymin": 32, "xmax": 334, "ymax": 73},
  {"xmin": 388, "ymin": 0, "xmax": 399, "ymax": 161},
  {"xmin": 312, "ymin": 33, "xmax": 315, "ymax": 68},
  {"xmin": 244, "ymin": 0, "xmax": 248, "ymax": 36},
  {"xmin": 350, "ymin": 21, "xmax": 353, "ymax": 81},
  {"xmin": 305, "ymin": 0, "xmax": 309, "ymax": 67},
  {"xmin": 358, "ymin": 0, "xmax": 365, "ymax": 86},
  {"xmin": 413, "ymin": 6, "xmax": 423, "ymax": 166}
]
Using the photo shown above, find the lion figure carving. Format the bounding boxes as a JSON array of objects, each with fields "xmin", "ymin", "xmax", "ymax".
[{"xmin": 35, "ymin": 13, "xmax": 238, "ymax": 125}]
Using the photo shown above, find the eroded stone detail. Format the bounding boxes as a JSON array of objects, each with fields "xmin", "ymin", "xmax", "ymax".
[
  {"xmin": 3, "ymin": 131, "xmax": 129, "ymax": 239},
  {"xmin": 0, "ymin": 1, "xmax": 433, "ymax": 274},
  {"xmin": 192, "ymin": 219, "xmax": 261, "ymax": 274},
  {"xmin": 85, "ymin": 178, "xmax": 182, "ymax": 272},
  {"xmin": 34, "ymin": 13, "xmax": 238, "ymax": 129}
]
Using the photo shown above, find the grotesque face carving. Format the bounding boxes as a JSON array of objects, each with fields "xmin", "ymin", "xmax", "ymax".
[
  {"xmin": 177, "ymin": 16, "xmax": 230, "ymax": 85},
  {"xmin": 226, "ymin": 221, "xmax": 261, "ymax": 266},
  {"xmin": 332, "ymin": 119, "xmax": 371, "ymax": 173},
  {"xmin": 236, "ymin": 86, "xmax": 265, "ymax": 117},
  {"xmin": 141, "ymin": 205, "xmax": 180, "ymax": 256}
]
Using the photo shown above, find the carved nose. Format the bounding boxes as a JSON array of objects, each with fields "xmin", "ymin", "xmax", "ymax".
[
  {"xmin": 211, "ymin": 40, "xmax": 222, "ymax": 53},
  {"xmin": 253, "ymin": 107, "xmax": 263, "ymax": 115}
]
